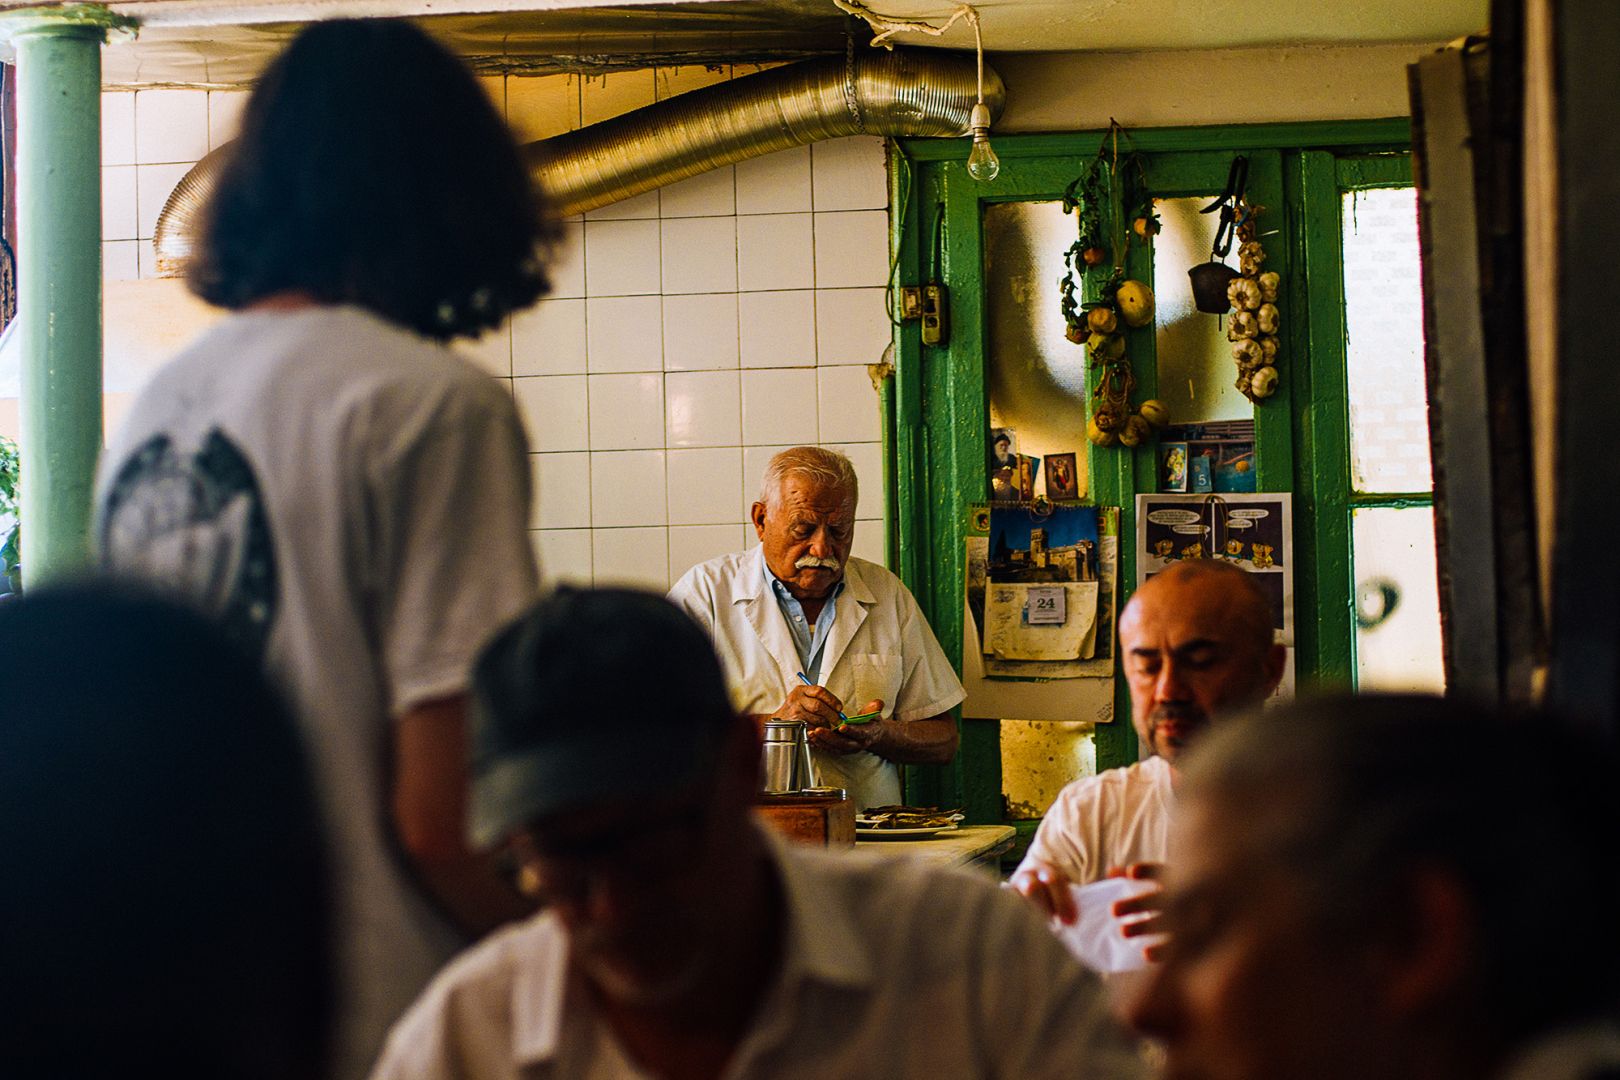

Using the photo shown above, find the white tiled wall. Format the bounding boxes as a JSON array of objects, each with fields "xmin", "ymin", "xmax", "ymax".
[
  {"xmin": 102, "ymin": 88, "xmax": 248, "ymax": 280},
  {"xmin": 102, "ymin": 66, "xmax": 893, "ymax": 593}
]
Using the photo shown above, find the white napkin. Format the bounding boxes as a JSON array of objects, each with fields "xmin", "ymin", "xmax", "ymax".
[{"xmin": 1052, "ymin": 876, "xmax": 1166, "ymax": 974}]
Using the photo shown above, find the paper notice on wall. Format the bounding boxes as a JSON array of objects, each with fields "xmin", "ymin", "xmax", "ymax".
[
  {"xmin": 985, "ymin": 581, "xmax": 1100, "ymax": 660},
  {"xmin": 1135, "ymin": 492, "xmax": 1296, "ymax": 699},
  {"xmin": 963, "ymin": 505, "xmax": 1120, "ymax": 684},
  {"xmin": 961, "ymin": 590, "xmax": 1118, "ymax": 720}
]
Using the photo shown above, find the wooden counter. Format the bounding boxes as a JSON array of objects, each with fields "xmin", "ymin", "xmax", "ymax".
[
  {"xmin": 754, "ymin": 792, "xmax": 856, "ymax": 847},
  {"xmin": 854, "ymin": 824, "xmax": 1017, "ymax": 873}
]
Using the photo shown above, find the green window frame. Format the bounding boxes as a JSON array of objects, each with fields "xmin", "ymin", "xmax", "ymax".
[
  {"xmin": 880, "ymin": 120, "xmax": 1417, "ymax": 825},
  {"xmin": 1300, "ymin": 153, "xmax": 1430, "ymax": 688}
]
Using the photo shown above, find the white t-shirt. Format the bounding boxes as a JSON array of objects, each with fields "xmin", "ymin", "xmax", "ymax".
[
  {"xmin": 371, "ymin": 831, "xmax": 1148, "ymax": 1080},
  {"xmin": 97, "ymin": 305, "xmax": 540, "ymax": 1080},
  {"xmin": 1498, "ymin": 1021, "xmax": 1620, "ymax": 1080},
  {"xmin": 668, "ymin": 546, "xmax": 965, "ymax": 809},
  {"xmin": 1017, "ymin": 755, "xmax": 1176, "ymax": 886}
]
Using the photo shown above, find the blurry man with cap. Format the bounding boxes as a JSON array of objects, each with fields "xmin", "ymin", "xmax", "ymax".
[
  {"xmin": 1129, "ymin": 695, "xmax": 1620, "ymax": 1080},
  {"xmin": 372, "ymin": 587, "xmax": 1146, "ymax": 1080}
]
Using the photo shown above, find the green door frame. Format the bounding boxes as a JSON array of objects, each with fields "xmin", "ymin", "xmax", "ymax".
[
  {"xmin": 884, "ymin": 119, "xmax": 1412, "ymax": 825},
  {"xmin": 1302, "ymin": 152, "xmax": 1426, "ymax": 686}
]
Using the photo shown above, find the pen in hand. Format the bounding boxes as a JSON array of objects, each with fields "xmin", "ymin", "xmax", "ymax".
[{"xmin": 796, "ymin": 670, "xmax": 848, "ymax": 722}]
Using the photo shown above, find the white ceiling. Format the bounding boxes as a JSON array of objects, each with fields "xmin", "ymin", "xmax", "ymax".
[
  {"xmin": 832, "ymin": 0, "xmax": 1486, "ymax": 52},
  {"xmin": 0, "ymin": 0, "xmax": 1490, "ymax": 87}
]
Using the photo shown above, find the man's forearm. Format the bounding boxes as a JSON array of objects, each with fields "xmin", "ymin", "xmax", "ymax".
[{"xmin": 869, "ymin": 714, "xmax": 959, "ymax": 766}]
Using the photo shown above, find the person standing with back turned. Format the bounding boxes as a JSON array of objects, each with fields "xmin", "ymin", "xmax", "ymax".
[{"xmin": 96, "ymin": 19, "xmax": 558, "ymax": 1077}]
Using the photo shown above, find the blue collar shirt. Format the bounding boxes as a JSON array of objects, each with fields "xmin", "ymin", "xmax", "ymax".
[{"xmin": 764, "ymin": 559, "xmax": 842, "ymax": 685}]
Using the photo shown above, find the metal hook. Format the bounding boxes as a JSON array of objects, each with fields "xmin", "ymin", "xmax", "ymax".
[{"xmin": 1199, "ymin": 156, "xmax": 1249, "ymax": 259}]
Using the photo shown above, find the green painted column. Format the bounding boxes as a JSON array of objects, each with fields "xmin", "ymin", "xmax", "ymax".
[{"xmin": 0, "ymin": 6, "xmax": 133, "ymax": 587}]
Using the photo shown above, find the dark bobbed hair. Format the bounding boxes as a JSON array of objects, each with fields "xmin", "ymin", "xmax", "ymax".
[
  {"xmin": 187, "ymin": 18, "xmax": 559, "ymax": 341},
  {"xmin": 0, "ymin": 582, "xmax": 332, "ymax": 1078},
  {"xmin": 1181, "ymin": 693, "xmax": 1620, "ymax": 1045}
]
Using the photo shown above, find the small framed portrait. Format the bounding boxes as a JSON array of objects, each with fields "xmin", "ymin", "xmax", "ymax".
[
  {"xmin": 1161, "ymin": 442, "xmax": 1189, "ymax": 492},
  {"xmin": 1044, "ymin": 452, "xmax": 1080, "ymax": 500},
  {"xmin": 1016, "ymin": 455, "xmax": 1040, "ymax": 502},
  {"xmin": 989, "ymin": 427, "xmax": 1018, "ymax": 501}
]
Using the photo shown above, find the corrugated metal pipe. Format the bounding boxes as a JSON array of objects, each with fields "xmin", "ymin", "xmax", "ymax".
[{"xmin": 151, "ymin": 46, "xmax": 1004, "ymax": 277}]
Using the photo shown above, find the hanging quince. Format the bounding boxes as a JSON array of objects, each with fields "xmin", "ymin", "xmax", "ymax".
[
  {"xmin": 1077, "ymin": 272, "xmax": 1167, "ymax": 449},
  {"xmin": 1058, "ymin": 123, "xmax": 1170, "ymax": 450}
]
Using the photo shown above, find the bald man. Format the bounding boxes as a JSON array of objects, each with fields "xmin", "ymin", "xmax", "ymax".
[{"xmin": 1010, "ymin": 559, "xmax": 1287, "ymax": 923}]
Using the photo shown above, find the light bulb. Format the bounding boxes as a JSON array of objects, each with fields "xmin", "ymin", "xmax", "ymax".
[
  {"xmin": 967, "ymin": 133, "xmax": 1000, "ymax": 182},
  {"xmin": 966, "ymin": 100, "xmax": 999, "ymax": 182}
]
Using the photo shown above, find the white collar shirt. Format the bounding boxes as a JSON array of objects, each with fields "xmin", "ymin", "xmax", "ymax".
[
  {"xmin": 1017, "ymin": 756, "xmax": 1176, "ymax": 887},
  {"xmin": 668, "ymin": 547, "xmax": 965, "ymax": 809},
  {"xmin": 371, "ymin": 830, "xmax": 1146, "ymax": 1080},
  {"xmin": 1498, "ymin": 1022, "xmax": 1620, "ymax": 1080}
]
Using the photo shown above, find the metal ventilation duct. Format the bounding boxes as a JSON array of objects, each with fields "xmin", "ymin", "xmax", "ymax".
[{"xmin": 152, "ymin": 46, "xmax": 1004, "ymax": 277}]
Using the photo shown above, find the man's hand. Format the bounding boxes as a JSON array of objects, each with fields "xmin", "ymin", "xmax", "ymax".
[
  {"xmin": 807, "ymin": 698, "xmax": 885, "ymax": 756},
  {"xmin": 772, "ymin": 683, "xmax": 847, "ymax": 730},
  {"xmin": 1008, "ymin": 859, "xmax": 1080, "ymax": 924},
  {"xmin": 1108, "ymin": 862, "xmax": 1168, "ymax": 963}
]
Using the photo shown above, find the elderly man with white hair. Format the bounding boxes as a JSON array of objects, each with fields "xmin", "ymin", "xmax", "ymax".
[{"xmin": 668, "ymin": 446, "xmax": 963, "ymax": 810}]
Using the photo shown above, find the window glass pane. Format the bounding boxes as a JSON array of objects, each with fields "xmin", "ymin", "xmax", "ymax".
[
  {"xmin": 1154, "ymin": 196, "xmax": 1252, "ymax": 425},
  {"xmin": 1352, "ymin": 505, "xmax": 1444, "ymax": 691},
  {"xmin": 1342, "ymin": 187, "xmax": 1431, "ymax": 493},
  {"xmin": 985, "ymin": 200, "xmax": 1089, "ymax": 496}
]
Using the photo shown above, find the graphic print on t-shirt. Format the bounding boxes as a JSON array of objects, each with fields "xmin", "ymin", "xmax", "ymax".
[{"xmin": 100, "ymin": 429, "xmax": 278, "ymax": 659}]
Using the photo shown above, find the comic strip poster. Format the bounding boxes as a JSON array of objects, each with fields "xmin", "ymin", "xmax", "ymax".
[{"xmin": 1135, "ymin": 493, "xmax": 1295, "ymax": 697}]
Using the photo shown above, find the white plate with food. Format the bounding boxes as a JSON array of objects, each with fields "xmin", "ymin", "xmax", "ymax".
[{"xmin": 855, "ymin": 824, "xmax": 960, "ymax": 840}]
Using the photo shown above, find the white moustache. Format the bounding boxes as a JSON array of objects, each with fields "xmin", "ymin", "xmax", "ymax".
[{"xmin": 795, "ymin": 556, "xmax": 842, "ymax": 573}]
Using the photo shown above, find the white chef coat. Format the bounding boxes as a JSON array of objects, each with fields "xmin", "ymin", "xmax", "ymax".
[
  {"xmin": 370, "ymin": 829, "xmax": 1148, "ymax": 1080},
  {"xmin": 668, "ymin": 546, "xmax": 965, "ymax": 809},
  {"xmin": 1017, "ymin": 755, "xmax": 1175, "ymax": 886}
]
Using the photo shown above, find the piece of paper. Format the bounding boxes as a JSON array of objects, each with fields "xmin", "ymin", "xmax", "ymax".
[
  {"xmin": 961, "ymin": 591, "xmax": 1117, "ymax": 719},
  {"xmin": 962, "ymin": 506, "xmax": 1120, "ymax": 690},
  {"xmin": 1051, "ymin": 877, "xmax": 1166, "ymax": 975},
  {"xmin": 1026, "ymin": 585, "xmax": 1067, "ymax": 625},
  {"xmin": 985, "ymin": 581, "xmax": 1098, "ymax": 661}
]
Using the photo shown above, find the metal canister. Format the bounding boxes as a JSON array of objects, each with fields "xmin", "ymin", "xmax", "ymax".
[
  {"xmin": 797, "ymin": 721, "xmax": 820, "ymax": 789},
  {"xmin": 761, "ymin": 719, "xmax": 807, "ymax": 793}
]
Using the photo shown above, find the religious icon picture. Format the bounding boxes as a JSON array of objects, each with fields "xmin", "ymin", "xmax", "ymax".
[
  {"xmin": 1161, "ymin": 442, "xmax": 1189, "ymax": 492},
  {"xmin": 1016, "ymin": 455, "xmax": 1040, "ymax": 502},
  {"xmin": 1044, "ymin": 452, "xmax": 1080, "ymax": 500},
  {"xmin": 989, "ymin": 427, "xmax": 1018, "ymax": 502}
]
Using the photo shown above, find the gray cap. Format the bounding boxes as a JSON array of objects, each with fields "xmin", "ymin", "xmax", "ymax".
[{"xmin": 468, "ymin": 586, "xmax": 735, "ymax": 848}]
